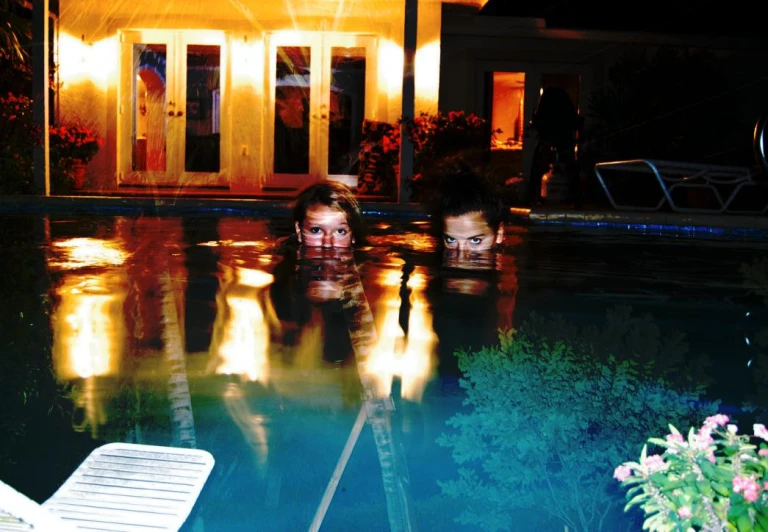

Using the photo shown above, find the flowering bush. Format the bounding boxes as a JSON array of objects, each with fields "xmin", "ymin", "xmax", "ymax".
[
  {"xmin": 357, "ymin": 120, "xmax": 400, "ymax": 196},
  {"xmin": 615, "ymin": 414, "xmax": 768, "ymax": 531},
  {"xmin": 0, "ymin": 92, "xmax": 37, "ymax": 193},
  {"xmin": 357, "ymin": 111, "xmax": 497, "ymax": 199},
  {"xmin": 49, "ymin": 123, "xmax": 102, "ymax": 164}
]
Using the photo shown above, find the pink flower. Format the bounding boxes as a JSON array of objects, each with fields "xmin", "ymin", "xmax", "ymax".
[
  {"xmin": 692, "ymin": 431, "xmax": 714, "ymax": 451},
  {"xmin": 759, "ymin": 448, "xmax": 768, "ymax": 457},
  {"xmin": 677, "ymin": 506, "xmax": 692, "ymax": 519},
  {"xmin": 613, "ymin": 464, "xmax": 632, "ymax": 482},
  {"xmin": 733, "ymin": 476, "xmax": 761, "ymax": 503},
  {"xmin": 754, "ymin": 424, "xmax": 768, "ymax": 441},
  {"xmin": 704, "ymin": 414, "xmax": 729, "ymax": 428},
  {"xmin": 643, "ymin": 454, "xmax": 667, "ymax": 473},
  {"xmin": 666, "ymin": 433, "xmax": 685, "ymax": 446}
]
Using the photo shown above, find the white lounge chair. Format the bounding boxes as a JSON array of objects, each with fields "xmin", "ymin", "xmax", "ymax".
[
  {"xmin": 0, "ymin": 442, "xmax": 215, "ymax": 532},
  {"xmin": 594, "ymin": 158, "xmax": 767, "ymax": 214}
]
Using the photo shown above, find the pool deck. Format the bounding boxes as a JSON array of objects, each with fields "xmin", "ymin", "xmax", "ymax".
[{"xmin": 1, "ymin": 194, "xmax": 767, "ymax": 237}]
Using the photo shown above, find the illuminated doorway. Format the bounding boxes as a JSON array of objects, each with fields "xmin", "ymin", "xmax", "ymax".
[
  {"xmin": 489, "ymin": 72, "xmax": 526, "ymax": 181},
  {"xmin": 118, "ymin": 30, "xmax": 229, "ymax": 188},
  {"xmin": 264, "ymin": 33, "xmax": 376, "ymax": 190}
]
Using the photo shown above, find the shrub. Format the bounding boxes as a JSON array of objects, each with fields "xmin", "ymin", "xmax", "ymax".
[{"xmin": 437, "ymin": 325, "xmax": 717, "ymax": 531}]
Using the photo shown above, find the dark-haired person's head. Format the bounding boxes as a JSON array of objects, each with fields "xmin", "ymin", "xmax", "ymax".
[
  {"xmin": 292, "ymin": 180, "xmax": 366, "ymax": 248},
  {"xmin": 435, "ymin": 169, "xmax": 505, "ymax": 254}
]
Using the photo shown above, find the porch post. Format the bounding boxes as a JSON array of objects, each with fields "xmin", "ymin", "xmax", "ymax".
[
  {"xmin": 32, "ymin": 0, "xmax": 51, "ymax": 196},
  {"xmin": 399, "ymin": 0, "xmax": 418, "ymax": 204}
]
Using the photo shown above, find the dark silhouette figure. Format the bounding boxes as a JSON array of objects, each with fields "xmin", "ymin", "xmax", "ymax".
[{"xmin": 526, "ymin": 87, "xmax": 584, "ymax": 206}]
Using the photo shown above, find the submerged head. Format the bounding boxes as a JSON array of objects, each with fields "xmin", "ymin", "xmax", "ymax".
[
  {"xmin": 436, "ymin": 169, "xmax": 505, "ymax": 255},
  {"xmin": 292, "ymin": 181, "xmax": 365, "ymax": 248}
]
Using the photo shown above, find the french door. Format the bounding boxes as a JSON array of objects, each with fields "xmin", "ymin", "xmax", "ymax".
[
  {"xmin": 118, "ymin": 30, "xmax": 229, "ymax": 187},
  {"xmin": 265, "ymin": 32, "xmax": 376, "ymax": 189}
]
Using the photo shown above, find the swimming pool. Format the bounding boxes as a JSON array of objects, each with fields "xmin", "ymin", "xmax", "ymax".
[{"xmin": 1, "ymin": 212, "xmax": 766, "ymax": 531}]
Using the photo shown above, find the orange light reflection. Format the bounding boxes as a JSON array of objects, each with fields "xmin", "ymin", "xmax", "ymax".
[
  {"xmin": 209, "ymin": 266, "xmax": 276, "ymax": 382},
  {"xmin": 364, "ymin": 266, "xmax": 436, "ymax": 402}
]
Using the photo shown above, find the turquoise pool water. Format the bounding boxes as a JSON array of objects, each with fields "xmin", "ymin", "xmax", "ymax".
[{"xmin": 1, "ymin": 213, "xmax": 767, "ymax": 531}]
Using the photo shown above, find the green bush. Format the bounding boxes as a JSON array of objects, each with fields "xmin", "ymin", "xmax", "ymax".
[{"xmin": 437, "ymin": 322, "xmax": 717, "ymax": 531}]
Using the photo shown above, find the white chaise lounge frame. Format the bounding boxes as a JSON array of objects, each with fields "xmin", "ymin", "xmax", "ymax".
[
  {"xmin": 594, "ymin": 159, "xmax": 767, "ymax": 215},
  {"xmin": 0, "ymin": 442, "xmax": 214, "ymax": 532}
]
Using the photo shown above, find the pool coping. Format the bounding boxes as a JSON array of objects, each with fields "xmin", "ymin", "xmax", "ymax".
[
  {"xmin": 511, "ymin": 206, "xmax": 768, "ymax": 237},
  {"xmin": 2, "ymin": 195, "xmax": 768, "ymax": 237},
  {"xmin": 0, "ymin": 194, "xmax": 428, "ymax": 218}
]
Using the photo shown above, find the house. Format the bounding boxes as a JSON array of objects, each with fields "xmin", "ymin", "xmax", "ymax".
[{"xmin": 43, "ymin": 0, "xmax": 766, "ymax": 201}]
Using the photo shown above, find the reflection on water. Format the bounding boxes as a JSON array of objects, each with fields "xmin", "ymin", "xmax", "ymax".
[
  {"xmin": 52, "ymin": 274, "xmax": 127, "ymax": 380},
  {"xmin": 208, "ymin": 265, "xmax": 277, "ymax": 382},
  {"xmin": 367, "ymin": 265, "xmax": 436, "ymax": 402},
  {"xmin": 5, "ymin": 214, "xmax": 767, "ymax": 530},
  {"xmin": 49, "ymin": 238, "xmax": 129, "ymax": 438}
]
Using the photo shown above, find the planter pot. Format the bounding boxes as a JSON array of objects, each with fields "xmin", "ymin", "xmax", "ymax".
[{"xmin": 71, "ymin": 160, "xmax": 87, "ymax": 189}]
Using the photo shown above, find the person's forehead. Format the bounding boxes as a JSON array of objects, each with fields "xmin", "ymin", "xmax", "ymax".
[
  {"xmin": 304, "ymin": 204, "xmax": 348, "ymax": 224},
  {"xmin": 444, "ymin": 212, "xmax": 493, "ymax": 234}
]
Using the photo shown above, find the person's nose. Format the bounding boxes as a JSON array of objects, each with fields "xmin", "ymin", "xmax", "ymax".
[
  {"xmin": 322, "ymin": 233, "xmax": 333, "ymax": 247},
  {"xmin": 457, "ymin": 241, "xmax": 471, "ymax": 255}
]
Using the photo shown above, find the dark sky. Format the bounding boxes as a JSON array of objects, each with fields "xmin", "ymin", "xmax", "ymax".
[{"xmin": 478, "ymin": 0, "xmax": 766, "ymax": 37}]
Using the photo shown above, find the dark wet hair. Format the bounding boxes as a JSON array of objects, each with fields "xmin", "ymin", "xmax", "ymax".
[
  {"xmin": 432, "ymin": 168, "xmax": 506, "ymax": 236},
  {"xmin": 291, "ymin": 180, "xmax": 366, "ymax": 246}
]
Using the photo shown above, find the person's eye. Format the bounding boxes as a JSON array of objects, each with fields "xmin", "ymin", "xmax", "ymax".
[
  {"xmin": 444, "ymin": 236, "xmax": 456, "ymax": 244},
  {"xmin": 308, "ymin": 227, "xmax": 322, "ymax": 234},
  {"xmin": 470, "ymin": 237, "xmax": 482, "ymax": 245},
  {"xmin": 336, "ymin": 228, "xmax": 348, "ymax": 236}
]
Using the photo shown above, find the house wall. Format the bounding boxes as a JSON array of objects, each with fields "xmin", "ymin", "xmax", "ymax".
[
  {"xmin": 438, "ymin": 3, "xmax": 764, "ymax": 192},
  {"xmin": 55, "ymin": 0, "xmax": 442, "ymax": 195}
]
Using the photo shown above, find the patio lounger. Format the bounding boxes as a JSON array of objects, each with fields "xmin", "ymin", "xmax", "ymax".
[
  {"xmin": 594, "ymin": 159, "xmax": 767, "ymax": 214},
  {"xmin": 0, "ymin": 443, "xmax": 215, "ymax": 532}
]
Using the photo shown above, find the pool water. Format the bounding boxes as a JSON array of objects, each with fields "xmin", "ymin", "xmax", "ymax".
[{"xmin": 1, "ymin": 213, "xmax": 767, "ymax": 531}]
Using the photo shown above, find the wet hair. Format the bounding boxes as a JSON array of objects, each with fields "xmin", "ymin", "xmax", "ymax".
[
  {"xmin": 291, "ymin": 180, "xmax": 366, "ymax": 246},
  {"xmin": 433, "ymin": 168, "xmax": 506, "ymax": 236}
]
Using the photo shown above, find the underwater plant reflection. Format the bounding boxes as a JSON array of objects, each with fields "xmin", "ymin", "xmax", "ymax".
[{"xmin": 437, "ymin": 319, "xmax": 716, "ymax": 531}]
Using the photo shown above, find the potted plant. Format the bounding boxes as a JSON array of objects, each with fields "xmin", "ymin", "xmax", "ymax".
[{"xmin": 49, "ymin": 123, "xmax": 102, "ymax": 190}]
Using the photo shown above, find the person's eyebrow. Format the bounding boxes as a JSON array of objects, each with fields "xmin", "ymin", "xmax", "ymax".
[{"xmin": 445, "ymin": 233, "xmax": 486, "ymax": 239}]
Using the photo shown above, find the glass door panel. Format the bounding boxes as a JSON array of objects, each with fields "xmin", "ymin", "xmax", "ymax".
[
  {"xmin": 265, "ymin": 33, "xmax": 374, "ymax": 191},
  {"xmin": 327, "ymin": 46, "xmax": 366, "ymax": 178},
  {"xmin": 185, "ymin": 44, "xmax": 221, "ymax": 173},
  {"xmin": 273, "ymin": 46, "xmax": 311, "ymax": 175},
  {"xmin": 132, "ymin": 44, "xmax": 168, "ymax": 173},
  {"xmin": 119, "ymin": 30, "xmax": 228, "ymax": 188}
]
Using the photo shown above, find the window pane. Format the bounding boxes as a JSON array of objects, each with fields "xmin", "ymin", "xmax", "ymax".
[
  {"xmin": 185, "ymin": 44, "xmax": 221, "ymax": 173},
  {"xmin": 133, "ymin": 44, "xmax": 167, "ymax": 172},
  {"xmin": 274, "ymin": 46, "xmax": 310, "ymax": 174},
  {"xmin": 327, "ymin": 47, "xmax": 366, "ymax": 176}
]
